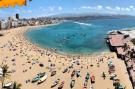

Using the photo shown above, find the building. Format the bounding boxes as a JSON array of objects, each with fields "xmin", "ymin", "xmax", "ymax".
[
  {"xmin": 16, "ymin": 13, "xmax": 19, "ymax": 20},
  {"xmin": 1, "ymin": 20, "xmax": 8, "ymax": 30},
  {"xmin": 107, "ymin": 32, "xmax": 126, "ymax": 59},
  {"xmin": 8, "ymin": 17, "xmax": 13, "ymax": 29},
  {"xmin": 12, "ymin": 20, "xmax": 19, "ymax": 28}
]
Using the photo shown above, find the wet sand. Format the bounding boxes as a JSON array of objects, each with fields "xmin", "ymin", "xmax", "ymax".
[{"xmin": 0, "ymin": 26, "xmax": 133, "ymax": 89}]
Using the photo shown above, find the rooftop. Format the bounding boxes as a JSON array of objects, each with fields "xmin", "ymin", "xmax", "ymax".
[{"xmin": 109, "ymin": 34, "xmax": 124, "ymax": 47}]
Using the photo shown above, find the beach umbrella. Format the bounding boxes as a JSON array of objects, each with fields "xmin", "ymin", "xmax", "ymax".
[{"xmin": 0, "ymin": 0, "xmax": 32, "ymax": 8}]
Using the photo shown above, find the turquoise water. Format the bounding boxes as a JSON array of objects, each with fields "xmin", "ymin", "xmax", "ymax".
[{"xmin": 26, "ymin": 18, "xmax": 135, "ymax": 55}]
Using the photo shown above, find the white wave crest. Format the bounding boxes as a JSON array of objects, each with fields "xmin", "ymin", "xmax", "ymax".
[{"xmin": 74, "ymin": 22, "xmax": 92, "ymax": 26}]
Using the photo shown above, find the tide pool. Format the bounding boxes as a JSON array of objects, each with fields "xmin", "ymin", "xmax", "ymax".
[{"xmin": 25, "ymin": 18, "xmax": 135, "ymax": 55}]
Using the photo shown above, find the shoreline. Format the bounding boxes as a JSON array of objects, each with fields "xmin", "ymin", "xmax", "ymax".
[{"xmin": 0, "ymin": 25, "xmax": 132, "ymax": 89}]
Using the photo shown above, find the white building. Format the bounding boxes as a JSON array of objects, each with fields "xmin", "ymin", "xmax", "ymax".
[
  {"xmin": 12, "ymin": 20, "xmax": 19, "ymax": 28},
  {"xmin": 1, "ymin": 20, "xmax": 8, "ymax": 30}
]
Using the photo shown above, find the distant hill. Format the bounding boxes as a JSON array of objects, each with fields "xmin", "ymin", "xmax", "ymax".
[{"xmin": 51, "ymin": 13, "xmax": 135, "ymax": 21}]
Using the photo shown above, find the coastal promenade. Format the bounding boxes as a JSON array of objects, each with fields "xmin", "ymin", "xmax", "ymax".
[
  {"xmin": 107, "ymin": 30, "xmax": 135, "ymax": 89},
  {"xmin": 0, "ymin": 26, "xmax": 132, "ymax": 89}
]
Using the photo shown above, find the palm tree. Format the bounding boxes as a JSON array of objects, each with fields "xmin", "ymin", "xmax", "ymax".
[
  {"xmin": 13, "ymin": 82, "xmax": 22, "ymax": 89},
  {"xmin": 1, "ymin": 65, "xmax": 11, "ymax": 89}
]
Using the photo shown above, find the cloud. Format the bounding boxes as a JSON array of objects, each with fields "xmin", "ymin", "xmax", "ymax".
[
  {"xmin": 97, "ymin": 5, "xmax": 103, "ymax": 10},
  {"xmin": 48, "ymin": 6, "xmax": 55, "ymax": 11},
  {"xmin": 81, "ymin": 6, "xmax": 91, "ymax": 9},
  {"xmin": 81, "ymin": 5, "xmax": 135, "ymax": 12},
  {"xmin": 17, "ymin": 9, "xmax": 33, "ymax": 14},
  {"xmin": 115, "ymin": 6, "xmax": 121, "ymax": 11},
  {"xmin": 129, "ymin": 5, "xmax": 134, "ymax": 9},
  {"xmin": 58, "ymin": 6, "xmax": 63, "ymax": 11},
  {"xmin": 81, "ymin": 5, "xmax": 103, "ymax": 10},
  {"xmin": 120, "ymin": 7, "xmax": 131, "ymax": 11},
  {"xmin": 125, "ymin": 8, "xmax": 131, "ymax": 11},
  {"xmin": 39, "ymin": 7, "xmax": 46, "ymax": 12},
  {"xmin": 27, "ymin": 10, "xmax": 32, "ymax": 13},
  {"xmin": 79, "ymin": 5, "xmax": 135, "ymax": 15},
  {"xmin": 105, "ymin": 6, "xmax": 112, "ymax": 10},
  {"xmin": 15, "ymin": 8, "xmax": 33, "ymax": 14}
]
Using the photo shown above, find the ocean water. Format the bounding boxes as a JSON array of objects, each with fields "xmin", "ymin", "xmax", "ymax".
[{"xmin": 25, "ymin": 18, "xmax": 135, "ymax": 55}]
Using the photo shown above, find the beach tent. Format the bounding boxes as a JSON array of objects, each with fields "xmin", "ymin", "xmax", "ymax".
[{"xmin": 0, "ymin": 0, "xmax": 32, "ymax": 8}]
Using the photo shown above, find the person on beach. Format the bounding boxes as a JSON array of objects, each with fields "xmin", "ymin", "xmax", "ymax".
[
  {"xmin": 102, "ymin": 72, "xmax": 106, "ymax": 79},
  {"xmin": 97, "ymin": 63, "xmax": 100, "ymax": 67}
]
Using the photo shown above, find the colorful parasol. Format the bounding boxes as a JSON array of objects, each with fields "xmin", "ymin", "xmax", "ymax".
[{"xmin": 0, "ymin": 0, "xmax": 32, "ymax": 8}]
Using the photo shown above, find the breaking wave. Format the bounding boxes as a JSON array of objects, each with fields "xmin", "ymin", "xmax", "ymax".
[{"xmin": 74, "ymin": 22, "xmax": 92, "ymax": 26}]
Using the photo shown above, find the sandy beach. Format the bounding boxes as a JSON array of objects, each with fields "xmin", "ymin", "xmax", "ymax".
[{"xmin": 0, "ymin": 26, "xmax": 133, "ymax": 89}]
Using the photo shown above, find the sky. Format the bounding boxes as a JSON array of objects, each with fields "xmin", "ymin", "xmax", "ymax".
[{"xmin": 1, "ymin": 0, "xmax": 135, "ymax": 18}]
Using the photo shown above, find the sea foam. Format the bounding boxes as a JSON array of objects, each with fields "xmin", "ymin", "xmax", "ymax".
[{"xmin": 74, "ymin": 22, "xmax": 92, "ymax": 26}]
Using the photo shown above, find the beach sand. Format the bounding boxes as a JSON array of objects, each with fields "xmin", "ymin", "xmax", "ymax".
[{"xmin": 0, "ymin": 26, "xmax": 133, "ymax": 89}]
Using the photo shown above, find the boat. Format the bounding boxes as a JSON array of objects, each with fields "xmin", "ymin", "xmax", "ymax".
[
  {"xmin": 83, "ymin": 81, "xmax": 88, "ymax": 89},
  {"xmin": 76, "ymin": 70, "xmax": 80, "ymax": 77},
  {"xmin": 58, "ymin": 81, "xmax": 65, "ymax": 89},
  {"xmin": 71, "ymin": 70, "xmax": 76, "ymax": 78},
  {"xmin": 37, "ymin": 74, "xmax": 48, "ymax": 84},
  {"xmin": 51, "ymin": 79, "xmax": 60, "ymax": 88},
  {"xmin": 51, "ymin": 71, "xmax": 56, "ymax": 77},
  {"xmin": 70, "ymin": 80, "xmax": 75, "ymax": 88},
  {"xmin": 3, "ymin": 82, "xmax": 13, "ymax": 89},
  {"xmin": 113, "ymin": 76, "xmax": 119, "ymax": 82},
  {"xmin": 90, "ymin": 75, "xmax": 95, "ymax": 83},
  {"xmin": 85, "ymin": 72, "xmax": 90, "ymax": 82},
  {"xmin": 69, "ymin": 64, "xmax": 73, "ymax": 69},
  {"xmin": 62, "ymin": 68, "xmax": 68, "ymax": 73},
  {"xmin": 110, "ymin": 73, "xmax": 117, "ymax": 80},
  {"xmin": 31, "ymin": 72, "xmax": 46, "ymax": 83},
  {"xmin": 0, "ymin": 67, "xmax": 3, "ymax": 78},
  {"xmin": 0, "ymin": 33, "xmax": 4, "ymax": 36},
  {"xmin": 89, "ymin": 85, "xmax": 94, "ymax": 89},
  {"xmin": 118, "ymin": 83, "xmax": 126, "ymax": 89}
]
